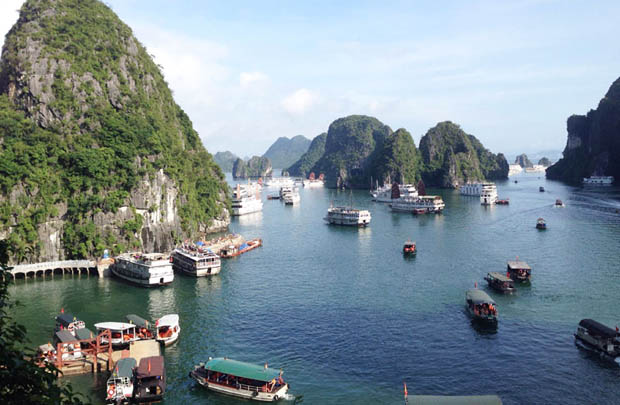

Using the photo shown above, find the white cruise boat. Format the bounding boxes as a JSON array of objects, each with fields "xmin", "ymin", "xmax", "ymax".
[
  {"xmin": 281, "ymin": 187, "xmax": 301, "ymax": 205},
  {"xmin": 303, "ymin": 179, "xmax": 324, "ymax": 188},
  {"xmin": 172, "ymin": 245, "xmax": 221, "ymax": 277},
  {"xmin": 371, "ymin": 183, "xmax": 418, "ymax": 202},
  {"xmin": 459, "ymin": 182, "xmax": 498, "ymax": 205},
  {"xmin": 324, "ymin": 205, "xmax": 371, "ymax": 227},
  {"xmin": 265, "ymin": 177, "xmax": 294, "ymax": 188},
  {"xmin": 111, "ymin": 253, "xmax": 174, "ymax": 287},
  {"xmin": 231, "ymin": 184, "xmax": 263, "ymax": 216},
  {"xmin": 583, "ymin": 176, "xmax": 614, "ymax": 185},
  {"xmin": 390, "ymin": 195, "xmax": 445, "ymax": 213}
]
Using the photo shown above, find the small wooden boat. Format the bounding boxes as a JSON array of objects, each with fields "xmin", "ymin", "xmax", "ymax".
[
  {"xmin": 496, "ymin": 199, "xmax": 509, "ymax": 205},
  {"xmin": 94, "ymin": 322, "xmax": 138, "ymax": 347},
  {"xmin": 126, "ymin": 314, "xmax": 155, "ymax": 340},
  {"xmin": 267, "ymin": 194, "xmax": 280, "ymax": 200},
  {"xmin": 189, "ymin": 357, "xmax": 289, "ymax": 402},
  {"xmin": 555, "ymin": 199, "xmax": 565, "ymax": 207},
  {"xmin": 536, "ymin": 217, "xmax": 546, "ymax": 229},
  {"xmin": 106, "ymin": 357, "xmax": 136, "ymax": 404},
  {"xmin": 133, "ymin": 356, "xmax": 166, "ymax": 402},
  {"xmin": 55, "ymin": 312, "xmax": 86, "ymax": 336},
  {"xmin": 465, "ymin": 289, "xmax": 498, "ymax": 326},
  {"xmin": 220, "ymin": 238, "xmax": 263, "ymax": 258},
  {"xmin": 155, "ymin": 314, "xmax": 180, "ymax": 346},
  {"xmin": 575, "ymin": 319, "xmax": 620, "ymax": 366},
  {"xmin": 403, "ymin": 240, "xmax": 417, "ymax": 256},
  {"xmin": 539, "ymin": 186, "xmax": 545, "ymax": 192},
  {"xmin": 506, "ymin": 260, "xmax": 531, "ymax": 283},
  {"xmin": 484, "ymin": 272, "xmax": 515, "ymax": 294}
]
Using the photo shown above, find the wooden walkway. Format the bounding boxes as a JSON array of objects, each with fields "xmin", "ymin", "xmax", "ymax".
[{"xmin": 4, "ymin": 260, "xmax": 96, "ymax": 280}]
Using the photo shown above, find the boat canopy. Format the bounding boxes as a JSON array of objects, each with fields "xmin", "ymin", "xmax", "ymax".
[
  {"xmin": 579, "ymin": 319, "xmax": 618, "ymax": 339},
  {"xmin": 56, "ymin": 313, "xmax": 79, "ymax": 327},
  {"xmin": 466, "ymin": 289, "xmax": 496, "ymax": 305},
  {"xmin": 156, "ymin": 314, "xmax": 179, "ymax": 328},
  {"xmin": 112, "ymin": 357, "xmax": 137, "ymax": 379},
  {"xmin": 127, "ymin": 314, "xmax": 151, "ymax": 328},
  {"xmin": 136, "ymin": 356, "xmax": 165, "ymax": 378},
  {"xmin": 409, "ymin": 395, "xmax": 502, "ymax": 405},
  {"xmin": 205, "ymin": 358, "xmax": 281, "ymax": 382},
  {"xmin": 75, "ymin": 328, "xmax": 94, "ymax": 341},
  {"xmin": 55, "ymin": 330, "xmax": 78, "ymax": 343},
  {"xmin": 94, "ymin": 322, "xmax": 136, "ymax": 331},
  {"xmin": 487, "ymin": 272, "xmax": 512, "ymax": 282},
  {"xmin": 506, "ymin": 261, "xmax": 531, "ymax": 270}
]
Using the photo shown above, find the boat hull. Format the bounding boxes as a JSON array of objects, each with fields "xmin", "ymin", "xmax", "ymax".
[
  {"xmin": 110, "ymin": 265, "xmax": 173, "ymax": 288},
  {"xmin": 324, "ymin": 218, "xmax": 370, "ymax": 227},
  {"xmin": 190, "ymin": 371, "xmax": 288, "ymax": 402},
  {"xmin": 175, "ymin": 264, "xmax": 221, "ymax": 277},
  {"xmin": 575, "ymin": 335, "xmax": 620, "ymax": 365}
]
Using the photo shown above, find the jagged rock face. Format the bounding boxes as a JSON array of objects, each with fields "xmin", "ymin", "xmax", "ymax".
[
  {"xmin": 419, "ymin": 121, "xmax": 508, "ymax": 188},
  {"xmin": 547, "ymin": 77, "xmax": 620, "ymax": 183},
  {"xmin": 262, "ymin": 135, "xmax": 311, "ymax": 169},
  {"xmin": 514, "ymin": 153, "xmax": 533, "ymax": 168},
  {"xmin": 0, "ymin": 0, "xmax": 229, "ymax": 263},
  {"xmin": 232, "ymin": 156, "xmax": 272, "ymax": 179},
  {"xmin": 370, "ymin": 128, "xmax": 421, "ymax": 185},
  {"xmin": 538, "ymin": 157, "xmax": 551, "ymax": 166},
  {"xmin": 286, "ymin": 133, "xmax": 327, "ymax": 177}
]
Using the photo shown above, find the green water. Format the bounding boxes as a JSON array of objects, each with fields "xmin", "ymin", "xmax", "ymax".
[{"xmin": 10, "ymin": 173, "xmax": 620, "ymax": 404}]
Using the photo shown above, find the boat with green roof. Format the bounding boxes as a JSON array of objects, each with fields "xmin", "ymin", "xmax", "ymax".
[
  {"xmin": 105, "ymin": 357, "xmax": 136, "ymax": 404},
  {"xmin": 189, "ymin": 357, "xmax": 289, "ymax": 401}
]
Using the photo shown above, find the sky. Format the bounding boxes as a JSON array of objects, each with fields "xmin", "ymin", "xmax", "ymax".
[{"xmin": 1, "ymin": 0, "xmax": 620, "ymax": 158}]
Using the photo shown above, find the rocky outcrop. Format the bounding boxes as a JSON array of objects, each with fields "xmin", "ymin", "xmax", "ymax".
[
  {"xmin": 419, "ymin": 121, "xmax": 508, "ymax": 188},
  {"xmin": 286, "ymin": 133, "xmax": 327, "ymax": 177},
  {"xmin": 214, "ymin": 151, "xmax": 238, "ymax": 172},
  {"xmin": 232, "ymin": 156, "xmax": 273, "ymax": 179},
  {"xmin": 547, "ymin": 77, "xmax": 620, "ymax": 184},
  {"xmin": 262, "ymin": 135, "xmax": 311, "ymax": 169},
  {"xmin": 0, "ymin": 0, "xmax": 229, "ymax": 263},
  {"xmin": 538, "ymin": 157, "xmax": 551, "ymax": 167},
  {"xmin": 370, "ymin": 128, "xmax": 421, "ymax": 185},
  {"xmin": 514, "ymin": 154, "xmax": 533, "ymax": 168}
]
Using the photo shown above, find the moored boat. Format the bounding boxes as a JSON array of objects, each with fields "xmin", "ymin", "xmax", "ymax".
[
  {"xmin": 506, "ymin": 260, "xmax": 531, "ymax": 283},
  {"xmin": 220, "ymin": 238, "xmax": 263, "ymax": 258},
  {"xmin": 390, "ymin": 195, "xmax": 445, "ymax": 214},
  {"xmin": 53, "ymin": 330, "xmax": 83, "ymax": 360},
  {"xmin": 232, "ymin": 184, "xmax": 263, "ymax": 216},
  {"xmin": 574, "ymin": 319, "xmax": 620, "ymax": 365},
  {"xmin": 111, "ymin": 253, "xmax": 174, "ymax": 287},
  {"xmin": 55, "ymin": 312, "xmax": 86, "ymax": 336},
  {"xmin": 155, "ymin": 314, "xmax": 180, "ymax": 346},
  {"xmin": 496, "ymin": 199, "xmax": 509, "ymax": 205},
  {"xmin": 465, "ymin": 289, "xmax": 498, "ymax": 325},
  {"xmin": 484, "ymin": 272, "xmax": 515, "ymax": 294},
  {"xmin": 126, "ymin": 314, "xmax": 155, "ymax": 340},
  {"xmin": 324, "ymin": 205, "xmax": 371, "ymax": 227},
  {"xmin": 403, "ymin": 240, "xmax": 416, "ymax": 256},
  {"xmin": 94, "ymin": 322, "xmax": 138, "ymax": 347},
  {"xmin": 371, "ymin": 182, "xmax": 418, "ymax": 203},
  {"xmin": 106, "ymin": 357, "xmax": 137, "ymax": 404},
  {"xmin": 189, "ymin": 357, "xmax": 289, "ymax": 402},
  {"xmin": 583, "ymin": 176, "xmax": 614, "ymax": 185},
  {"xmin": 133, "ymin": 356, "xmax": 166, "ymax": 402},
  {"xmin": 172, "ymin": 244, "xmax": 221, "ymax": 277},
  {"xmin": 536, "ymin": 217, "xmax": 546, "ymax": 230}
]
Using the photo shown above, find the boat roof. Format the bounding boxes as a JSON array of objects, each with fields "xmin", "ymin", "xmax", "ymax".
[
  {"xmin": 75, "ymin": 327, "xmax": 94, "ymax": 340},
  {"xmin": 409, "ymin": 395, "xmax": 502, "ymax": 405},
  {"xmin": 487, "ymin": 272, "xmax": 513, "ymax": 282},
  {"xmin": 579, "ymin": 319, "xmax": 618, "ymax": 339},
  {"xmin": 466, "ymin": 289, "xmax": 496, "ymax": 305},
  {"xmin": 55, "ymin": 330, "xmax": 78, "ymax": 343},
  {"xmin": 112, "ymin": 357, "xmax": 137, "ymax": 379},
  {"xmin": 205, "ymin": 358, "xmax": 281, "ymax": 382},
  {"xmin": 56, "ymin": 313, "xmax": 79, "ymax": 326},
  {"xmin": 94, "ymin": 322, "xmax": 136, "ymax": 331},
  {"xmin": 136, "ymin": 356, "xmax": 165, "ymax": 378},
  {"xmin": 507, "ymin": 261, "xmax": 531, "ymax": 270},
  {"xmin": 126, "ymin": 314, "xmax": 151, "ymax": 328},
  {"xmin": 156, "ymin": 314, "xmax": 179, "ymax": 327}
]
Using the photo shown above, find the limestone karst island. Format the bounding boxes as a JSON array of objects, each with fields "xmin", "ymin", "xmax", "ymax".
[{"xmin": 1, "ymin": 1, "xmax": 619, "ymax": 404}]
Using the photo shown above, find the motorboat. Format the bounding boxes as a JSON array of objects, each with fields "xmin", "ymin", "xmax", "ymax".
[
  {"xmin": 555, "ymin": 199, "xmax": 565, "ymax": 207},
  {"xmin": 189, "ymin": 357, "xmax": 289, "ymax": 402},
  {"xmin": 465, "ymin": 289, "xmax": 498, "ymax": 326},
  {"xmin": 484, "ymin": 272, "xmax": 515, "ymax": 294},
  {"xmin": 55, "ymin": 312, "xmax": 86, "ymax": 336},
  {"xmin": 106, "ymin": 357, "xmax": 137, "ymax": 404},
  {"xmin": 496, "ymin": 199, "xmax": 510, "ymax": 205},
  {"xmin": 94, "ymin": 322, "xmax": 138, "ymax": 347},
  {"xmin": 536, "ymin": 217, "xmax": 547, "ymax": 230},
  {"xmin": 575, "ymin": 319, "xmax": 620, "ymax": 365},
  {"xmin": 126, "ymin": 314, "xmax": 155, "ymax": 340},
  {"xmin": 220, "ymin": 238, "xmax": 263, "ymax": 258},
  {"xmin": 506, "ymin": 260, "xmax": 531, "ymax": 283},
  {"xmin": 539, "ymin": 186, "xmax": 545, "ymax": 192},
  {"xmin": 133, "ymin": 356, "xmax": 166, "ymax": 402},
  {"xmin": 155, "ymin": 314, "xmax": 180, "ymax": 346},
  {"xmin": 403, "ymin": 241, "xmax": 416, "ymax": 256},
  {"xmin": 53, "ymin": 330, "xmax": 83, "ymax": 360}
]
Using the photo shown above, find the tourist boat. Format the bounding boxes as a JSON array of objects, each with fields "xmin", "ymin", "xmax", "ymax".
[
  {"xmin": 232, "ymin": 184, "xmax": 263, "ymax": 216},
  {"xmin": 111, "ymin": 253, "xmax": 174, "ymax": 287},
  {"xmin": 536, "ymin": 217, "xmax": 547, "ymax": 230},
  {"xmin": 555, "ymin": 199, "xmax": 565, "ymax": 207},
  {"xmin": 371, "ymin": 182, "xmax": 418, "ymax": 203},
  {"xmin": 220, "ymin": 238, "xmax": 262, "ymax": 258},
  {"xmin": 390, "ymin": 195, "xmax": 445, "ymax": 214},
  {"xmin": 126, "ymin": 314, "xmax": 155, "ymax": 340},
  {"xmin": 484, "ymin": 272, "xmax": 515, "ymax": 294},
  {"xmin": 465, "ymin": 289, "xmax": 498, "ymax": 325},
  {"xmin": 155, "ymin": 314, "xmax": 180, "ymax": 346},
  {"xmin": 94, "ymin": 322, "xmax": 138, "ymax": 347},
  {"xmin": 264, "ymin": 177, "xmax": 294, "ymax": 188},
  {"xmin": 459, "ymin": 182, "xmax": 498, "ymax": 205},
  {"xmin": 403, "ymin": 241, "xmax": 416, "ymax": 256},
  {"xmin": 583, "ymin": 176, "xmax": 614, "ymax": 185},
  {"xmin": 324, "ymin": 205, "xmax": 371, "ymax": 227},
  {"xmin": 106, "ymin": 357, "xmax": 137, "ymax": 404},
  {"xmin": 53, "ymin": 330, "xmax": 83, "ymax": 360},
  {"xmin": 189, "ymin": 357, "xmax": 289, "ymax": 402},
  {"xmin": 303, "ymin": 179, "xmax": 324, "ymax": 188},
  {"xmin": 55, "ymin": 312, "xmax": 86, "ymax": 336},
  {"xmin": 172, "ymin": 244, "xmax": 221, "ymax": 277},
  {"xmin": 506, "ymin": 260, "xmax": 531, "ymax": 283},
  {"xmin": 267, "ymin": 194, "xmax": 280, "ymax": 200},
  {"xmin": 574, "ymin": 319, "xmax": 620, "ymax": 365},
  {"xmin": 280, "ymin": 187, "xmax": 300, "ymax": 205},
  {"xmin": 496, "ymin": 199, "xmax": 509, "ymax": 205},
  {"xmin": 133, "ymin": 356, "xmax": 166, "ymax": 402},
  {"xmin": 539, "ymin": 186, "xmax": 545, "ymax": 192}
]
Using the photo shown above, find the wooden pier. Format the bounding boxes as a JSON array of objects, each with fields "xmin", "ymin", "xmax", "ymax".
[{"xmin": 203, "ymin": 233, "xmax": 245, "ymax": 255}]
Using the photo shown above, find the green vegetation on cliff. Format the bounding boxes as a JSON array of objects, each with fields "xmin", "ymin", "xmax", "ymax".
[
  {"xmin": 232, "ymin": 156, "xmax": 273, "ymax": 179},
  {"xmin": 0, "ymin": 0, "xmax": 229, "ymax": 262},
  {"xmin": 371, "ymin": 128, "xmax": 421, "ymax": 184},
  {"xmin": 286, "ymin": 133, "xmax": 327, "ymax": 177},
  {"xmin": 262, "ymin": 135, "xmax": 311, "ymax": 169}
]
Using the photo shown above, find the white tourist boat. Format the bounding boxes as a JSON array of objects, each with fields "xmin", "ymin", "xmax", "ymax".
[
  {"xmin": 280, "ymin": 186, "xmax": 300, "ymax": 205},
  {"xmin": 156, "ymin": 314, "xmax": 180, "ymax": 346},
  {"xmin": 94, "ymin": 322, "xmax": 138, "ymax": 346},
  {"xmin": 264, "ymin": 177, "xmax": 294, "ymax": 188},
  {"xmin": 303, "ymin": 179, "xmax": 324, "ymax": 188},
  {"xmin": 232, "ymin": 184, "xmax": 263, "ymax": 216},
  {"xmin": 459, "ymin": 182, "xmax": 498, "ymax": 205},
  {"xmin": 106, "ymin": 357, "xmax": 136, "ymax": 404},
  {"xmin": 390, "ymin": 195, "xmax": 445, "ymax": 213},
  {"xmin": 583, "ymin": 176, "xmax": 614, "ymax": 185},
  {"xmin": 172, "ymin": 245, "xmax": 221, "ymax": 277},
  {"xmin": 371, "ymin": 183, "xmax": 418, "ymax": 203},
  {"xmin": 324, "ymin": 205, "xmax": 371, "ymax": 227},
  {"xmin": 111, "ymin": 253, "xmax": 174, "ymax": 287}
]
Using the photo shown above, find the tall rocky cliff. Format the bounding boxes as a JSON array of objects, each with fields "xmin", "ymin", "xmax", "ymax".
[
  {"xmin": 0, "ymin": 0, "xmax": 230, "ymax": 263},
  {"xmin": 262, "ymin": 135, "xmax": 311, "ymax": 169},
  {"xmin": 419, "ymin": 122, "xmax": 508, "ymax": 188},
  {"xmin": 232, "ymin": 156, "xmax": 272, "ymax": 179},
  {"xmin": 547, "ymin": 77, "xmax": 620, "ymax": 183},
  {"xmin": 514, "ymin": 153, "xmax": 533, "ymax": 168},
  {"xmin": 285, "ymin": 133, "xmax": 327, "ymax": 177}
]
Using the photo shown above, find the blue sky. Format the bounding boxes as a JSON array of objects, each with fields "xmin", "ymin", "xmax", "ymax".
[{"xmin": 1, "ymin": 0, "xmax": 620, "ymax": 158}]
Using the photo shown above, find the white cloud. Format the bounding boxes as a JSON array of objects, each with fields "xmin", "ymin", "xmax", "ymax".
[
  {"xmin": 281, "ymin": 88, "xmax": 319, "ymax": 114},
  {"xmin": 0, "ymin": 0, "xmax": 25, "ymax": 49},
  {"xmin": 239, "ymin": 71, "xmax": 268, "ymax": 88}
]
